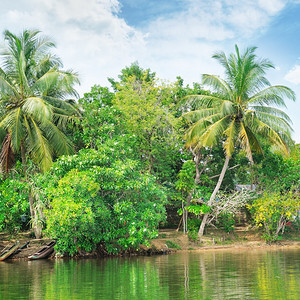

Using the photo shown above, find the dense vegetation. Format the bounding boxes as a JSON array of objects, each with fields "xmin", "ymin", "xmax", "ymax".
[{"xmin": 0, "ymin": 30, "xmax": 299, "ymax": 255}]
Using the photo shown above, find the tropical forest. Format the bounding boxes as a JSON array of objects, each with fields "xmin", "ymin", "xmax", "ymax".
[{"xmin": 0, "ymin": 29, "xmax": 299, "ymax": 261}]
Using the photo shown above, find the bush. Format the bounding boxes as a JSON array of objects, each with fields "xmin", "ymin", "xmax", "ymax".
[
  {"xmin": 187, "ymin": 218, "xmax": 202, "ymax": 241},
  {"xmin": 44, "ymin": 150, "xmax": 167, "ymax": 256},
  {"xmin": 0, "ymin": 177, "xmax": 30, "ymax": 233},
  {"xmin": 250, "ymin": 190, "xmax": 300, "ymax": 243},
  {"xmin": 216, "ymin": 212, "xmax": 235, "ymax": 233}
]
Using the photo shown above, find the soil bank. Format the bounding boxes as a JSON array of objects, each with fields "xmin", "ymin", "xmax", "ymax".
[{"xmin": 1, "ymin": 227, "xmax": 299, "ymax": 260}]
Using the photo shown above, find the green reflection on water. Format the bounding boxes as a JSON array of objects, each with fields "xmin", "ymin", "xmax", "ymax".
[{"xmin": 0, "ymin": 248, "xmax": 299, "ymax": 299}]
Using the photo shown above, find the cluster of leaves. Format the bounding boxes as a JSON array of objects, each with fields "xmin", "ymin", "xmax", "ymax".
[
  {"xmin": 0, "ymin": 173, "xmax": 29, "ymax": 232},
  {"xmin": 215, "ymin": 212, "xmax": 235, "ymax": 233},
  {"xmin": 175, "ymin": 160, "xmax": 195, "ymax": 196},
  {"xmin": 256, "ymin": 146, "xmax": 300, "ymax": 191},
  {"xmin": 78, "ymin": 85, "xmax": 121, "ymax": 149},
  {"xmin": 44, "ymin": 149, "xmax": 167, "ymax": 256},
  {"xmin": 250, "ymin": 190, "xmax": 300, "ymax": 243}
]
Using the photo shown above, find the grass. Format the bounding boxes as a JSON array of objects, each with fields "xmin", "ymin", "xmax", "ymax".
[
  {"xmin": 158, "ymin": 233, "xmax": 167, "ymax": 238},
  {"xmin": 165, "ymin": 240, "xmax": 182, "ymax": 250}
]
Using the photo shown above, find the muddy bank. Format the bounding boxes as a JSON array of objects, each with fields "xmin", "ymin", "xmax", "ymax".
[
  {"xmin": 150, "ymin": 228, "xmax": 300, "ymax": 252},
  {"xmin": 0, "ymin": 239, "xmax": 56, "ymax": 260},
  {"xmin": 1, "ymin": 228, "xmax": 299, "ymax": 260}
]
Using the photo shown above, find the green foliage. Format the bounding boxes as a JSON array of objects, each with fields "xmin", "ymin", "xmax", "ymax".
[
  {"xmin": 78, "ymin": 85, "xmax": 122, "ymax": 149},
  {"xmin": 0, "ymin": 175, "xmax": 29, "ymax": 232},
  {"xmin": 44, "ymin": 149, "xmax": 167, "ymax": 256},
  {"xmin": 256, "ymin": 146, "xmax": 300, "ymax": 191},
  {"xmin": 108, "ymin": 61, "xmax": 156, "ymax": 91},
  {"xmin": 165, "ymin": 240, "xmax": 182, "ymax": 249},
  {"xmin": 181, "ymin": 45, "xmax": 295, "ymax": 236},
  {"xmin": 216, "ymin": 212, "xmax": 235, "ymax": 233},
  {"xmin": 186, "ymin": 204, "xmax": 210, "ymax": 215},
  {"xmin": 250, "ymin": 190, "xmax": 300, "ymax": 242},
  {"xmin": 187, "ymin": 218, "xmax": 202, "ymax": 241},
  {"xmin": 194, "ymin": 186, "xmax": 212, "ymax": 202},
  {"xmin": 45, "ymin": 169, "xmax": 107, "ymax": 255},
  {"xmin": 183, "ymin": 45, "xmax": 295, "ymax": 159},
  {"xmin": 175, "ymin": 160, "xmax": 195, "ymax": 194},
  {"xmin": 113, "ymin": 75, "xmax": 180, "ymax": 181},
  {"xmin": 0, "ymin": 29, "xmax": 79, "ymax": 173}
]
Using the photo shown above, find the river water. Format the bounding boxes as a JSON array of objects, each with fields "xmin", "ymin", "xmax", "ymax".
[{"xmin": 0, "ymin": 248, "xmax": 299, "ymax": 299}]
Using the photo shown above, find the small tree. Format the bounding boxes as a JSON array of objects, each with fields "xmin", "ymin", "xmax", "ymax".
[{"xmin": 250, "ymin": 190, "xmax": 300, "ymax": 243}]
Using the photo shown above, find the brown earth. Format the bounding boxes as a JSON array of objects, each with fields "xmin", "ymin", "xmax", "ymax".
[
  {"xmin": 1, "ymin": 227, "xmax": 299, "ymax": 260},
  {"xmin": 0, "ymin": 231, "xmax": 55, "ymax": 260},
  {"xmin": 149, "ymin": 227, "xmax": 300, "ymax": 253}
]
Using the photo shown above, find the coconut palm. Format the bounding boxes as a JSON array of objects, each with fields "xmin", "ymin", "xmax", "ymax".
[
  {"xmin": 0, "ymin": 29, "xmax": 80, "ymax": 173},
  {"xmin": 183, "ymin": 45, "xmax": 295, "ymax": 236},
  {"xmin": 0, "ymin": 29, "xmax": 80, "ymax": 238}
]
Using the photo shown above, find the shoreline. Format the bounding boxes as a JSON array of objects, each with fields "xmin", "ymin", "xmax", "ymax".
[{"xmin": 1, "ymin": 229, "xmax": 300, "ymax": 260}]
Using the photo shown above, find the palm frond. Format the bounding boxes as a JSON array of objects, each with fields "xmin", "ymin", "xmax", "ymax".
[
  {"xmin": 42, "ymin": 119, "xmax": 74, "ymax": 156},
  {"xmin": 182, "ymin": 107, "xmax": 218, "ymax": 123},
  {"xmin": 43, "ymin": 95, "xmax": 80, "ymax": 115},
  {"xmin": 22, "ymin": 97, "xmax": 53, "ymax": 122},
  {"xmin": 202, "ymin": 74, "xmax": 232, "ymax": 97},
  {"xmin": 0, "ymin": 69, "xmax": 18, "ymax": 96},
  {"xmin": 223, "ymin": 118, "xmax": 237, "ymax": 157},
  {"xmin": 212, "ymin": 50, "xmax": 234, "ymax": 81},
  {"xmin": 249, "ymin": 106, "xmax": 292, "ymax": 123},
  {"xmin": 31, "ymin": 69, "xmax": 60, "ymax": 94},
  {"xmin": 198, "ymin": 116, "xmax": 230, "ymax": 147},
  {"xmin": 28, "ymin": 117, "xmax": 53, "ymax": 172},
  {"xmin": 56, "ymin": 70, "xmax": 80, "ymax": 99},
  {"xmin": 0, "ymin": 108, "xmax": 23, "ymax": 152},
  {"xmin": 246, "ymin": 110, "xmax": 293, "ymax": 134},
  {"xmin": 53, "ymin": 113, "xmax": 79, "ymax": 130},
  {"xmin": 253, "ymin": 119, "xmax": 291, "ymax": 156},
  {"xmin": 182, "ymin": 94, "xmax": 232, "ymax": 110},
  {"xmin": 184, "ymin": 116, "xmax": 217, "ymax": 148},
  {"xmin": 238, "ymin": 123, "xmax": 264, "ymax": 162},
  {"xmin": 248, "ymin": 85, "xmax": 295, "ymax": 107}
]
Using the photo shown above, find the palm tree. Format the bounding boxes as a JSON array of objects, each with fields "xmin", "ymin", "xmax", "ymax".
[
  {"xmin": 0, "ymin": 29, "xmax": 80, "ymax": 173},
  {"xmin": 0, "ymin": 29, "xmax": 80, "ymax": 237},
  {"xmin": 183, "ymin": 45, "xmax": 295, "ymax": 236}
]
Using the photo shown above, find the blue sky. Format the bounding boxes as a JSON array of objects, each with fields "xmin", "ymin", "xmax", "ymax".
[{"xmin": 0, "ymin": 0, "xmax": 299, "ymax": 142}]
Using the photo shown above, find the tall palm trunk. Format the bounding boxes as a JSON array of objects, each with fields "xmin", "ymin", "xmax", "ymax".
[
  {"xmin": 20, "ymin": 141, "xmax": 42, "ymax": 238},
  {"xmin": 198, "ymin": 155, "xmax": 230, "ymax": 237}
]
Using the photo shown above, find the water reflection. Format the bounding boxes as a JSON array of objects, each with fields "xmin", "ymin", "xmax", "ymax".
[{"xmin": 0, "ymin": 248, "xmax": 299, "ymax": 299}]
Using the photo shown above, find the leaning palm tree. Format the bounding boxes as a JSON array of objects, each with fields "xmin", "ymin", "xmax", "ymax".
[
  {"xmin": 0, "ymin": 29, "xmax": 80, "ymax": 173},
  {"xmin": 0, "ymin": 29, "xmax": 80, "ymax": 237},
  {"xmin": 183, "ymin": 45, "xmax": 295, "ymax": 236}
]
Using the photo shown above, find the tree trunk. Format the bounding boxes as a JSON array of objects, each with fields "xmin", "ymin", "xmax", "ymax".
[
  {"xmin": 20, "ymin": 140, "xmax": 27, "ymax": 175},
  {"xmin": 28, "ymin": 193, "xmax": 42, "ymax": 239},
  {"xmin": 182, "ymin": 150, "xmax": 204, "ymax": 233},
  {"xmin": 198, "ymin": 155, "xmax": 230, "ymax": 237},
  {"xmin": 20, "ymin": 141, "xmax": 42, "ymax": 239}
]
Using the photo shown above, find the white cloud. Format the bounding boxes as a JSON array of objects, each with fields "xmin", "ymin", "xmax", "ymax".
[
  {"xmin": 0, "ymin": 0, "xmax": 290, "ymax": 95},
  {"xmin": 284, "ymin": 65, "xmax": 300, "ymax": 84},
  {"xmin": 258, "ymin": 0, "xmax": 287, "ymax": 15},
  {"xmin": 0, "ymin": 0, "xmax": 146, "ymax": 94},
  {"xmin": 136, "ymin": 0, "xmax": 289, "ymax": 85}
]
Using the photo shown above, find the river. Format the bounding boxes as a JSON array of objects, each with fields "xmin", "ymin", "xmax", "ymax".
[{"xmin": 0, "ymin": 248, "xmax": 299, "ymax": 299}]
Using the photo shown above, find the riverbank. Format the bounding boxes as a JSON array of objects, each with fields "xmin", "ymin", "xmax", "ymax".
[
  {"xmin": 149, "ymin": 228, "xmax": 300, "ymax": 253},
  {"xmin": 1, "ymin": 227, "xmax": 300, "ymax": 260}
]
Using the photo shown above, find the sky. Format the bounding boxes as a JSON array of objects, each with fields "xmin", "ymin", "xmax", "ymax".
[{"xmin": 0, "ymin": 0, "xmax": 299, "ymax": 142}]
